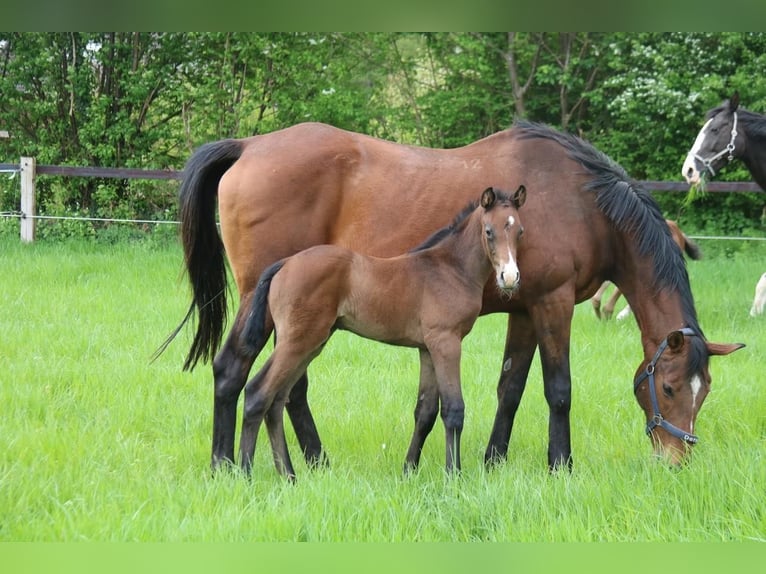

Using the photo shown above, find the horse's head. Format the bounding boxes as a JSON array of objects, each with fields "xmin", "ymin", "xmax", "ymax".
[
  {"xmin": 682, "ymin": 92, "xmax": 745, "ymax": 185},
  {"xmin": 480, "ymin": 185, "xmax": 526, "ymax": 293},
  {"xmin": 633, "ymin": 329, "xmax": 744, "ymax": 465}
]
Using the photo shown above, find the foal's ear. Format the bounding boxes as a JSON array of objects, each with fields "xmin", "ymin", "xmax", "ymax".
[
  {"xmin": 481, "ymin": 187, "xmax": 497, "ymax": 209},
  {"xmin": 512, "ymin": 185, "xmax": 527, "ymax": 209},
  {"xmin": 729, "ymin": 91, "xmax": 740, "ymax": 112}
]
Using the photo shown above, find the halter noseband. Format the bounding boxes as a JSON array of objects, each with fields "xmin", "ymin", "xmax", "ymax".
[
  {"xmin": 693, "ymin": 111, "xmax": 738, "ymax": 178},
  {"xmin": 633, "ymin": 327, "xmax": 699, "ymax": 445}
]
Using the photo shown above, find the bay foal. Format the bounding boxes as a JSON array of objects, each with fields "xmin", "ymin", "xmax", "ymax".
[{"xmin": 238, "ymin": 186, "xmax": 526, "ymax": 479}]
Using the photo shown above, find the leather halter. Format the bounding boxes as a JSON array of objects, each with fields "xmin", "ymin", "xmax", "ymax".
[
  {"xmin": 633, "ymin": 327, "xmax": 699, "ymax": 445},
  {"xmin": 693, "ymin": 112, "xmax": 738, "ymax": 178}
]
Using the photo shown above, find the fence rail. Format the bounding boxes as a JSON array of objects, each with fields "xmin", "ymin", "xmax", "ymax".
[{"xmin": 1, "ymin": 158, "xmax": 763, "ymax": 243}]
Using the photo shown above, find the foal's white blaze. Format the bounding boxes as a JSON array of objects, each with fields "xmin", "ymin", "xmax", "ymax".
[
  {"xmin": 497, "ymin": 216, "xmax": 520, "ymax": 290},
  {"xmin": 689, "ymin": 374, "xmax": 703, "ymax": 432},
  {"xmin": 682, "ymin": 118, "xmax": 713, "ymax": 184}
]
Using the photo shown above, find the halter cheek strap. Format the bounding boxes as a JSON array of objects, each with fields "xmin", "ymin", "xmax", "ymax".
[
  {"xmin": 633, "ymin": 327, "xmax": 699, "ymax": 445},
  {"xmin": 694, "ymin": 112, "xmax": 738, "ymax": 177}
]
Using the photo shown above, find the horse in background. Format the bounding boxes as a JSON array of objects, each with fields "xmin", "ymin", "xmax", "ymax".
[
  {"xmin": 237, "ymin": 186, "xmax": 526, "ymax": 479},
  {"xmin": 682, "ymin": 92, "xmax": 766, "ymax": 191},
  {"xmin": 682, "ymin": 91, "xmax": 766, "ymax": 319},
  {"xmin": 592, "ymin": 219, "xmax": 703, "ymax": 320},
  {"xmin": 166, "ymin": 119, "xmax": 744, "ymax": 472},
  {"xmin": 750, "ymin": 272, "xmax": 766, "ymax": 317}
]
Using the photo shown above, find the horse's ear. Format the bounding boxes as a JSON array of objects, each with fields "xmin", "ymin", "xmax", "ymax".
[
  {"xmin": 706, "ymin": 341, "xmax": 745, "ymax": 356},
  {"xmin": 513, "ymin": 185, "xmax": 527, "ymax": 209},
  {"xmin": 667, "ymin": 330, "xmax": 686, "ymax": 351},
  {"xmin": 729, "ymin": 91, "xmax": 740, "ymax": 112},
  {"xmin": 481, "ymin": 187, "xmax": 496, "ymax": 209}
]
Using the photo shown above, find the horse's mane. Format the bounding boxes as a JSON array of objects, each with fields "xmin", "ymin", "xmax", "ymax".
[
  {"xmin": 707, "ymin": 103, "xmax": 766, "ymax": 141},
  {"xmin": 513, "ymin": 120, "xmax": 705, "ymax": 352},
  {"xmin": 410, "ymin": 189, "xmax": 515, "ymax": 253}
]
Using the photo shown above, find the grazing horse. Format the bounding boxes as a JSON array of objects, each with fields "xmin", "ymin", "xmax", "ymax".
[
  {"xmin": 237, "ymin": 186, "xmax": 526, "ymax": 478},
  {"xmin": 591, "ymin": 219, "xmax": 703, "ymax": 320},
  {"xmin": 168, "ymin": 120, "xmax": 744, "ymax": 471},
  {"xmin": 682, "ymin": 91, "xmax": 766, "ymax": 190}
]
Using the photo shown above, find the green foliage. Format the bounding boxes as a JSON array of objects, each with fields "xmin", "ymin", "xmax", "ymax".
[{"xmin": 1, "ymin": 33, "xmax": 765, "ymax": 239}]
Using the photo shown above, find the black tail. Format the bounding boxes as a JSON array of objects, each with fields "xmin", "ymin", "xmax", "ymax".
[
  {"xmin": 153, "ymin": 139, "xmax": 244, "ymax": 370},
  {"xmin": 241, "ymin": 260, "xmax": 286, "ymax": 356}
]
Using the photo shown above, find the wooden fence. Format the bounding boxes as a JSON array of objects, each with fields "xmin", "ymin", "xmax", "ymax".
[{"xmin": 0, "ymin": 158, "xmax": 762, "ymax": 243}]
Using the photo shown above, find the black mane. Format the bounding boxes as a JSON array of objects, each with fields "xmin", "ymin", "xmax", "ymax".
[
  {"xmin": 707, "ymin": 103, "xmax": 766, "ymax": 141},
  {"xmin": 410, "ymin": 189, "xmax": 515, "ymax": 253},
  {"xmin": 513, "ymin": 120, "xmax": 704, "ymax": 345}
]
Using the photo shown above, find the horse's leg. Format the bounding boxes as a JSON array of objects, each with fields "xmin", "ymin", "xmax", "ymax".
[
  {"xmin": 285, "ymin": 373, "xmax": 326, "ymax": 467},
  {"xmin": 530, "ymin": 294, "xmax": 576, "ymax": 472},
  {"xmin": 265, "ymin": 390, "xmax": 297, "ymax": 480},
  {"xmin": 403, "ymin": 349, "xmax": 440, "ymax": 473},
  {"xmin": 428, "ymin": 339, "xmax": 464, "ymax": 473},
  {"xmin": 484, "ymin": 313, "xmax": 538, "ymax": 466},
  {"xmin": 602, "ymin": 284, "xmax": 622, "ymax": 320},
  {"xmin": 211, "ymin": 314, "xmax": 257, "ymax": 470},
  {"xmin": 591, "ymin": 281, "xmax": 608, "ymax": 319}
]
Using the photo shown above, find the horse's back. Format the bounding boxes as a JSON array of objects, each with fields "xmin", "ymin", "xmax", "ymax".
[{"xmin": 216, "ymin": 122, "xmax": 611, "ymax": 308}]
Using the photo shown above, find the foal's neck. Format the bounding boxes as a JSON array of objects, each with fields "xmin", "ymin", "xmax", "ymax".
[{"xmin": 433, "ymin": 212, "xmax": 493, "ymax": 286}]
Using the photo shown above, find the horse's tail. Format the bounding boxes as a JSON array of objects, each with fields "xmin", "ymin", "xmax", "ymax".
[
  {"xmin": 682, "ymin": 234, "xmax": 703, "ymax": 261},
  {"xmin": 153, "ymin": 139, "xmax": 245, "ymax": 371},
  {"xmin": 241, "ymin": 260, "xmax": 286, "ymax": 357}
]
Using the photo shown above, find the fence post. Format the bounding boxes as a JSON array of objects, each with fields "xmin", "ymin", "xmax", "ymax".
[{"xmin": 20, "ymin": 156, "xmax": 36, "ymax": 243}]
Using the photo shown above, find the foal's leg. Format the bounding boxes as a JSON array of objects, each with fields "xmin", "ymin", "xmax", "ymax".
[
  {"xmin": 428, "ymin": 338, "xmax": 465, "ymax": 473},
  {"xmin": 285, "ymin": 373, "xmax": 326, "ymax": 467},
  {"xmin": 484, "ymin": 313, "xmax": 538, "ymax": 466},
  {"xmin": 238, "ymin": 357, "xmax": 273, "ymax": 474},
  {"xmin": 265, "ymin": 389, "xmax": 297, "ymax": 480},
  {"xmin": 403, "ymin": 349, "xmax": 440, "ymax": 472}
]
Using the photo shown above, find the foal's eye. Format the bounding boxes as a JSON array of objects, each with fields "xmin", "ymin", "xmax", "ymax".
[
  {"xmin": 518, "ymin": 226, "xmax": 524, "ymax": 238},
  {"xmin": 485, "ymin": 227, "xmax": 494, "ymax": 240},
  {"xmin": 662, "ymin": 384, "xmax": 674, "ymax": 398}
]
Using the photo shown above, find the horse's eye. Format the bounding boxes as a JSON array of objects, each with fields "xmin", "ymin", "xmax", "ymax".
[
  {"xmin": 662, "ymin": 384, "xmax": 673, "ymax": 398},
  {"xmin": 485, "ymin": 227, "xmax": 494, "ymax": 240},
  {"xmin": 710, "ymin": 127, "xmax": 719, "ymax": 135},
  {"xmin": 518, "ymin": 226, "xmax": 524, "ymax": 238}
]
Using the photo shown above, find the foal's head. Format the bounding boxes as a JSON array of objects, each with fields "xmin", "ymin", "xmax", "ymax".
[{"xmin": 480, "ymin": 185, "xmax": 526, "ymax": 293}]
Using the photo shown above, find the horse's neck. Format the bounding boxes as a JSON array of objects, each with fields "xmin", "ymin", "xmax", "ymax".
[
  {"xmin": 620, "ymin": 281, "xmax": 690, "ymax": 351},
  {"xmin": 742, "ymin": 114, "xmax": 766, "ymax": 190},
  {"xmin": 742, "ymin": 140, "xmax": 766, "ymax": 190}
]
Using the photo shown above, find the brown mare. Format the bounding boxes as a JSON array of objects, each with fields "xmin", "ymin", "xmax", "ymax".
[
  {"xmin": 237, "ymin": 186, "xmax": 526, "ymax": 478},
  {"xmin": 591, "ymin": 220, "xmax": 703, "ymax": 320},
  {"xmin": 169, "ymin": 120, "xmax": 744, "ymax": 471}
]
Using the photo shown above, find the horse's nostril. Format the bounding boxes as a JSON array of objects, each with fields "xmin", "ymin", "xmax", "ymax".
[{"xmin": 686, "ymin": 167, "xmax": 693, "ymax": 178}]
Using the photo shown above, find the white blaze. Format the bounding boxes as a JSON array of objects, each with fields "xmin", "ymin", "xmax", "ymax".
[
  {"xmin": 497, "ymin": 215, "xmax": 520, "ymax": 290},
  {"xmin": 682, "ymin": 119, "xmax": 712, "ymax": 184},
  {"xmin": 689, "ymin": 374, "xmax": 703, "ymax": 431}
]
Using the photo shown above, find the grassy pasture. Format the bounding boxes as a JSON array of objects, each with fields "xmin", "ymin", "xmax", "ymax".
[{"xmin": 0, "ymin": 237, "xmax": 764, "ymax": 541}]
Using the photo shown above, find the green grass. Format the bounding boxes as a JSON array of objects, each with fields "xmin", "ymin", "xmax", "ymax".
[{"xmin": 0, "ymin": 238, "xmax": 764, "ymax": 541}]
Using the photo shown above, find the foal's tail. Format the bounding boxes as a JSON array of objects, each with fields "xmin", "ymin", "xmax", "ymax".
[
  {"xmin": 241, "ymin": 260, "xmax": 286, "ymax": 357},
  {"xmin": 153, "ymin": 139, "xmax": 244, "ymax": 371}
]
